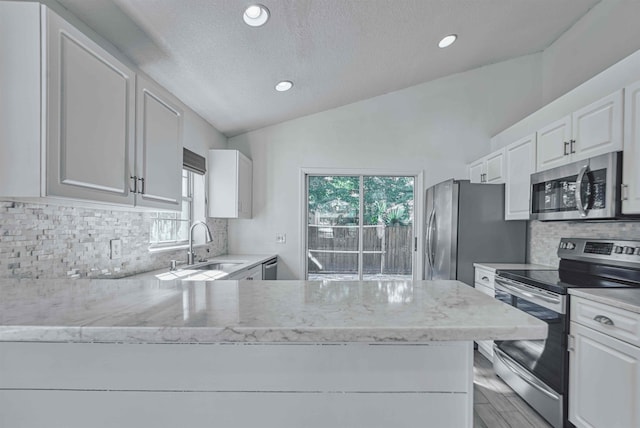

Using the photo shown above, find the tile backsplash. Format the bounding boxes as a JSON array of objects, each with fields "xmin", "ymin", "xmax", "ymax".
[
  {"xmin": 528, "ymin": 220, "xmax": 640, "ymax": 267},
  {"xmin": 0, "ymin": 200, "xmax": 227, "ymax": 279}
]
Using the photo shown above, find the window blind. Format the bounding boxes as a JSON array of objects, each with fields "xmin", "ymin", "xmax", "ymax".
[{"xmin": 183, "ymin": 148, "xmax": 206, "ymax": 175}]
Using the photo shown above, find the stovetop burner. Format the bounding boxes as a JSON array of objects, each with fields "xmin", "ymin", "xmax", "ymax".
[
  {"xmin": 498, "ymin": 238, "xmax": 640, "ymax": 295},
  {"xmin": 497, "ymin": 268, "xmax": 637, "ymax": 295}
]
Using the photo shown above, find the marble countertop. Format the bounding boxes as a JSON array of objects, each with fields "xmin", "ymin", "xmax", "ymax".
[
  {"xmin": 0, "ymin": 279, "xmax": 547, "ymax": 344},
  {"xmin": 129, "ymin": 254, "xmax": 277, "ymax": 281},
  {"xmin": 569, "ymin": 288, "xmax": 640, "ymax": 314},
  {"xmin": 473, "ymin": 263, "xmax": 556, "ymax": 272}
]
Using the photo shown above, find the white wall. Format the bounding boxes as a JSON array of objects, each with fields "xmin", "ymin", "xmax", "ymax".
[
  {"xmin": 183, "ymin": 109, "xmax": 227, "ymax": 153},
  {"xmin": 491, "ymin": 0, "xmax": 640, "ymax": 150},
  {"xmin": 227, "ymin": 55, "xmax": 542, "ymax": 279},
  {"xmin": 541, "ymin": 0, "xmax": 640, "ymax": 105}
]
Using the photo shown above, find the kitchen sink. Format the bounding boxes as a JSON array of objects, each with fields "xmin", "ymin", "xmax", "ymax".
[{"xmin": 193, "ymin": 262, "xmax": 244, "ymax": 271}]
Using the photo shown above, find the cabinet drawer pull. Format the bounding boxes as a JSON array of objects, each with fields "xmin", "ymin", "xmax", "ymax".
[
  {"xmin": 481, "ymin": 276, "xmax": 489, "ymax": 281},
  {"xmin": 130, "ymin": 175, "xmax": 138, "ymax": 193},
  {"xmin": 593, "ymin": 315, "xmax": 614, "ymax": 326}
]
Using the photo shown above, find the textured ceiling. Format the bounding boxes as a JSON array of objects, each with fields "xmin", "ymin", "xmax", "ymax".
[{"xmin": 55, "ymin": 0, "xmax": 600, "ymax": 137}]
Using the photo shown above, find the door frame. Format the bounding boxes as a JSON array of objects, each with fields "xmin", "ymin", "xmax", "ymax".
[{"xmin": 299, "ymin": 168, "xmax": 424, "ymax": 280}]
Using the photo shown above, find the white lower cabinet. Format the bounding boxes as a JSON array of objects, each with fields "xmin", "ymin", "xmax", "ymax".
[
  {"xmin": 474, "ymin": 266, "xmax": 496, "ymax": 360},
  {"xmin": 0, "ymin": 341, "xmax": 474, "ymax": 428},
  {"xmin": 569, "ymin": 297, "xmax": 640, "ymax": 428},
  {"xmin": 228, "ymin": 264, "xmax": 262, "ymax": 280}
]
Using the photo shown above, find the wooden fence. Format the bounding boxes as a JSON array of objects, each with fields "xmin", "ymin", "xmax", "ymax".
[{"xmin": 307, "ymin": 225, "xmax": 413, "ymax": 275}]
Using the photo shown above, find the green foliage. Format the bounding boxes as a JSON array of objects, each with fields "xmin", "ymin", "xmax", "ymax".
[{"xmin": 308, "ymin": 175, "xmax": 414, "ymax": 226}]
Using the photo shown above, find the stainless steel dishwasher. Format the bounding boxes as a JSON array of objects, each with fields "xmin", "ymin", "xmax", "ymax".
[{"xmin": 262, "ymin": 257, "xmax": 278, "ymax": 279}]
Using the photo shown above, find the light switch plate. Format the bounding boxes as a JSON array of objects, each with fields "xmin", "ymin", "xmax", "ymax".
[
  {"xmin": 276, "ymin": 233, "xmax": 286, "ymax": 244},
  {"xmin": 110, "ymin": 239, "xmax": 122, "ymax": 259}
]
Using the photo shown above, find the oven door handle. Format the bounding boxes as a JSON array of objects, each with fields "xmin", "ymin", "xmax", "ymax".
[
  {"xmin": 494, "ymin": 347, "xmax": 560, "ymax": 401},
  {"xmin": 495, "ymin": 277, "xmax": 560, "ymax": 304},
  {"xmin": 575, "ymin": 164, "xmax": 589, "ymax": 217}
]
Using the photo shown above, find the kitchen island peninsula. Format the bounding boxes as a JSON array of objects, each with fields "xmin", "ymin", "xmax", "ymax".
[{"xmin": 0, "ymin": 279, "xmax": 546, "ymax": 428}]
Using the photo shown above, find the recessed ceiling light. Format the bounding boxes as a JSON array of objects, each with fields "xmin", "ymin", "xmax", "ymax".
[
  {"xmin": 438, "ymin": 34, "xmax": 457, "ymax": 48},
  {"xmin": 275, "ymin": 80, "xmax": 293, "ymax": 92},
  {"xmin": 243, "ymin": 4, "xmax": 270, "ymax": 27}
]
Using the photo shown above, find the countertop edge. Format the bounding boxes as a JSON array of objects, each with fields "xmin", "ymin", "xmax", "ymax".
[
  {"xmin": 568, "ymin": 288, "xmax": 640, "ymax": 314},
  {"xmin": 473, "ymin": 263, "xmax": 556, "ymax": 272},
  {"xmin": 0, "ymin": 324, "xmax": 548, "ymax": 344}
]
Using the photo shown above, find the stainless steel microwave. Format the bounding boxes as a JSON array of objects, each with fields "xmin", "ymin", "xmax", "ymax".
[{"xmin": 530, "ymin": 151, "xmax": 623, "ymax": 221}]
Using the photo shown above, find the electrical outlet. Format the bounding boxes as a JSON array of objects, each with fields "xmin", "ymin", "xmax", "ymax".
[
  {"xmin": 110, "ymin": 239, "xmax": 122, "ymax": 259},
  {"xmin": 276, "ymin": 233, "xmax": 286, "ymax": 244}
]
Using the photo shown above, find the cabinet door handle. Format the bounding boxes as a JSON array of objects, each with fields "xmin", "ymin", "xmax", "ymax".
[
  {"xmin": 130, "ymin": 175, "xmax": 138, "ymax": 193},
  {"xmin": 563, "ymin": 141, "xmax": 569, "ymax": 155},
  {"xmin": 622, "ymin": 184, "xmax": 629, "ymax": 201},
  {"xmin": 138, "ymin": 177, "xmax": 145, "ymax": 194},
  {"xmin": 570, "ymin": 139, "xmax": 576, "ymax": 154},
  {"xmin": 593, "ymin": 315, "xmax": 614, "ymax": 326}
]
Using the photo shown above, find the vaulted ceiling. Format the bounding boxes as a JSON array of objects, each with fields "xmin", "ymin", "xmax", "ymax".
[{"xmin": 56, "ymin": 0, "xmax": 600, "ymax": 136}]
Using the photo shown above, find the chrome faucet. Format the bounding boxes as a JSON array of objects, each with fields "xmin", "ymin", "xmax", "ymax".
[{"xmin": 187, "ymin": 221, "xmax": 213, "ymax": 265}]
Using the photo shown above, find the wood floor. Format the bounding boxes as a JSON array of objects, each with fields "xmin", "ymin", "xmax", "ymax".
[{"xmin": 474, "ymin": 351, "xmax": 553, "ymax": 428}]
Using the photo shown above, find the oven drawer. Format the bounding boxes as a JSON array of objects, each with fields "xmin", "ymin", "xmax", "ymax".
[
  {"xmin": 571, "ymin": 297, "xmax": 640, "ymax": 347},
  {"xmin": 474, "ymin": 268, "xmax": 495, "ymax": 289}
]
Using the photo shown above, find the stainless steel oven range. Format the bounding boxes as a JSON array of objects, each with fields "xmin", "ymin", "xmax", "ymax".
[{"xmin": 494, "ymin": 238, "xmax": 640, "ymax": 428}]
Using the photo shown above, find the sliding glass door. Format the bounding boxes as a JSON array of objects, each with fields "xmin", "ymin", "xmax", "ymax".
[{"xmin": 306, "ymin": 174, "xmax": 414, "ymax": 281}]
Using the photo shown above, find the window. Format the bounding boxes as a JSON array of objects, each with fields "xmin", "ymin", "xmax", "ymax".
[
  {"xmin": 149, "ymin": 169, "xmax": 207, "ymax": 248},
  {"xmin": 305, "ymin": 174, "xmax": 415, "ymax": 281}
]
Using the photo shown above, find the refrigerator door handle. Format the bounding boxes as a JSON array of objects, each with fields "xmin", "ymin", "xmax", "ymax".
[
  {"xmin": 426, "ymin": 209, "xmax": 435, "ymax": 268},
  {"xmin": 430, "ymin": 211, "xmax": 437, "ymax": 269}
]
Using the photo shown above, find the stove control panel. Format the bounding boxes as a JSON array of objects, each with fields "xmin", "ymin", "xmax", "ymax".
[{"xmin": 558, "ymin": 238, "xmax": 640, "ymax": 268}]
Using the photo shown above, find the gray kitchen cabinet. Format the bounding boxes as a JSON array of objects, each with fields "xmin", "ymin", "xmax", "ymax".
[
  {"xmin": 536, "ymin": 90, "xmax": 623, "ymax": 172},
  {"xmin": 623, "ymin": 79, "xmax": 640, "ymax": 214},
  {"xmin": 569, "ymin": 296, "xmax": 640, "ymax": 428},
  {"xmin": 208, "ymin": 150, "xmax": 253, "ymax": 218},
  {"xmin": 0, "ymin": 2, "xmax": 182, "ymax": 211},
  {"xmin": 44, "ymin": 6, "xmax": 136, "ymax": 206},
  {"xmin": 135, "ymin": 75, "xmax": 183, "ymax": 210}
]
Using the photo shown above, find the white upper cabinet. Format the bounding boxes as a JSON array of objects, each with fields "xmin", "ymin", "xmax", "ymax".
[
  {"xmin": 572, "ymin": 90, "xmax": 623, "ymax": 159},
  {"xmin": 45, "ymin": 7, "xmax": 136, "ymax": 205},
  {"xmin": 536, "ymin": 116, "xmax": 572, "ymax": 171},
  {"xmin": 208, "ymin": 150, "xmax": 253, "ymax": 219},
  {"xmin": 135, "ymin": 75, "xmax": 183, "ymax": 210},
  {"xmin": 468, "ymin": 159, "xmax": 484, "ymax": 184},
  {"xmin": 623, "ymin": 80, "xmax": 640, "ymax": 214},
  {"xmin": 536, "ymin": 90, "xmax": 623, "ymax": 172},
  {"xmin": 0, "ymin": 3, "xmax": 183, "ymax": 211},
  {"xmin": 485, "ymin": 150, "xmax": 505, "ymax": 183},
  {"xmin": 468, "ymin": 149, "xmax": 505, "ymax": 184},
  {"xmin": 504, "ymin": 134, "xmax": 536, "ymax": 220}
]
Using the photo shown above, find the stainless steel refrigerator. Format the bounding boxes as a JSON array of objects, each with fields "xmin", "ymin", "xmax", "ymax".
[{"xmin": 424, "ymin": 179, "xmax": 527, "ymax": 285}]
